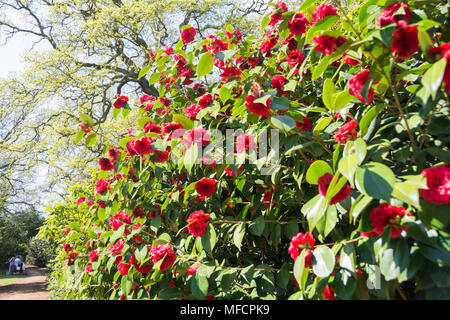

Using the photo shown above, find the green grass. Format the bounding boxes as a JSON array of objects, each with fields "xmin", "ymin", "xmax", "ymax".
[{"xmin": 0, "ymin": 269, "xmax": 21, "ymax": 286}]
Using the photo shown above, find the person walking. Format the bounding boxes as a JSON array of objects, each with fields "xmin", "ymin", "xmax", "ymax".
[
  {"xmin": 7, "ymin": 256, "xmax": 15, "ymax": 275},
  {"xmin": 14, "ymin": 256, "xmax": 23, "ymax": 274}
]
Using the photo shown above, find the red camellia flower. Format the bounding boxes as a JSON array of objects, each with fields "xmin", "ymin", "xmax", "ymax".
[
  {"xmin": 368, "ymin": 203, "xmax": 412, "ymax": 237},
  {"xmin": 260, "ymin": 37, "xmax": 278, "ymax": 55},
  {"xmin": 187, "ymin": 262, "xmax": 201, "ymax": 275},
  {"xmin": 311, "ymin": 3, "xmax": 338, "ymax": 25},
  {"xmin": 392, "ymin": 25, "xmax": 419, "ymax": 58},
  {"xmin": 153, "ymin": 149, "xmax": 169, "ymax": 163},
  {"xmin": 334, "ymin": 120, "xmax": 358, "ymax": 144},
  {"xmin": 195, "ymin": 178, "xmax": 216, "ymax": 197},
  {"xmin": 419, "ymin": 164, "xmax": 450, "ymax": 205},
  {"xmin": 323, "ymin": 284, "xmax": 336, "ymax": 300},
  {"xmin": 185, "ymin": 127, "xmax": 210, "ymax": 147},
  {"xmin": 76, "ymin": 197, "xmax": 86, "ymax": 206},
  {"xmin": 236, "ymin": 134, "xmax": 257, "ymax": 153},
  {"xmin": 288, "ymin": 12, "xmax": 309, "ymax": 36},
  {"xmin": 184, "ymin": 104, "xmax": 202, "ymax": 120},
  {"xmin": 318, "ymin": 173, "xmax": 351, "ymax": 205},
  {"xmin": 296, "ymin": 117, "xmax": 313, "ymax": 132},
  {"xmin": 187, "ymin": 210, "xmax": 211, "ymax": 237},
  {"xmin": 202, "ymin": 35, "xmax": 229, "ymax": 54},
  {"xmin": 143, "ymin": 121, "xmax": 162, "ymax": 134},
  {"xmin": 63, "ymin": 243, "xmax": 72, "ymax": 252},
  {"xmin": 134, "ymin": 136, "xmax": 154, "ymax": 155},
  {"xmin": 150, "ymin": 244, "xmax": 176, "ymax": 271},
  {"xmin": 224, "ymin": 168, "xmax": 236, "ymax": 177},
  {"xmin": 198, "ymin": 93, "xmax": 213, "ymax": 108},
  {"xmin": 109, "ymin": 210, "xmax": 131, "ymax": 231},
  {"xmin": 220, "ymin": 67, "xmax": 242, "ymax": 82},
  {"xmin": 98, "ymin": 158, "xmax": 114, "ymax": 171},
  {"xmin": 89, "ymin": 249, "xmax": 99, "ymax": 263},
  {"xmin": 245, "ymin": 95, "xmax": 271, "ymax": 117},
  {"xmin": 348, "ymin": 70, "xmax": 374, "ymax": 104},
  {"xmin": 113, "ymin": 95, "xmax": 128, "ymax": 109},
  {"xmin": 271, "ymin": 75, "xmax": 288, "ymax": 89},
  {"xmin": 95, "ymin": 179, "xmax": 109, "ymax": 194},
  {"xmin": 162, "ymin": 122, "xmax": 185, "ymax": 138},
  {"xmin": 268, "ymin": 1, "xmax": 288, "ymax": 26},
  {"xmin": 85, "ymin": 265, "xmax": 93, "ymax": 275},
  {"xmin": 118, "ymin": 261, "xmax": 130, "ymax": 276},
  {"xmin": 377, "ymin": 2, "xmax": 411, "ymax": 27},
  {"xmin": 287, "ymin": 50, "xmax": 304, "ymax": 67},
  {"xmin": 288, "ymin": 232, "xmax": 315, "ymax": 267},
  {"xmin": 108, "ymin": 239, "xmax": 125, "ymax": 255},
  {"xmin": 65, "ymin": 252, "xmax": 78, "ymax": 266},
  {"xmin": 181, "ymin": 27, "xmax": 196, "ymax": 44},
  {"xmin": 313, "ymin": 35, "xmax": 347, "ymax": 55},
  {"xmin": 342, "ymin": 54, "xmax": 359, "ymax": 66}
]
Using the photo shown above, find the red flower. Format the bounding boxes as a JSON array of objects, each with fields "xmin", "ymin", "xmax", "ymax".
[
  {"xmin": 134, "ymin": 136, "xmax": 154, "ymax": 155},
  {"xmin": 236, "ymin": 134, "xmax": 257, "ymax": 153},
  {"xmin": 311, "ymin": 3, "xmax": 338, "ymax": 25},
  {"xmin": 334, "ymin": 120, "xmax": 358, "ymax": 144},
  {"xmin": 296, "ymin": 117, "xmax": 313, "ymax": 132},
  {"xmin": 287, "ymin": 50, "xmax": 304, "ymax": 67},
  {"xmin": 89, "ymin": 249, "xmax": 99, "ymax": 263},
  {"xmin": 271, "ymin": 75, "xmax": 288, "ymax": 89},
  {"xmin": 76, "ymin": 197, "xmax": 86, "ymax": 206},
  {"xmin": 348, "ymin": 70, "xmax": 374, "ymax": 104},
  {"xmin": 113, "ymin": 95, "xmax": 128, "ymax": 109},
  {"xmin": 342, "ymin": 54, "xmax": 359, "ymax": 66},
  {"xmin": 65, "ymin": 252, "xmax": 78, "ymax": 266},
  {"xmin": 187, "ymin": 262, "xmax": 201, "ymax": 275},
  {"xmin": 323, "ymin": 284, "xmax": 336, "ymax": 300},
  {"xmin": 181, "ymin": 27, "xmax": 196, "ymax": 44},
  {"xmin": 392, "ymin": 25, "xmax": 419, "ymax": 58},
  {"xmin": 95, "ymin": 179, "xmax": 109, "ymax": 194},
  {"xmin": 288, "ymin": 232, "xmax": 315, "ymax": 267},
  {"xmin": 288, "ymin": 13, "xmax": 309, "ymax": 36},
  {"xmin": 153, "ymin": 149, "xmax": 169, "ymax": 163},
  {"xmin": 164, "ymin": 45, "xmax": 173, "ymax": 55},
  {"xmin": 63, "ymin": 243, "xmax": 72, "ymax": 252},
  {"xmin": 108, "ymin": 239, "xmax": 125, "ymax": 255},
  {"xmin": 185, "ymin": 127, "xmax": 210, "ymax": 147},
  {"xmin": 150, "ymin": 244, "xmax": 176, "ymax": 271},
  {"xmin": 184, "ymin": 104, "xmax": 202, "ymax": 120},
  {"xmin": 118, "ymin": 261, "xmax": 130, "ymax": 276},
  {"xmin": 245, "ymin": 95, "xmax": 271, "ymax": 117},
  {"xmin": 162, "ymin": 122, "xmax": 185, "ymax": 138},
  {"xmin": 98, "ymin": 158, "xmax": 114, "ymax": 171},
  {"xmin": 134, "ymin": 262, "xmax": 153, "ymax": 274},
  {"xmin": 198, "ymin": 93, "xmax": 213, "ymax": 108},
  {"xmin": 268, "ymin": 1, "xmax": 288, "ymax": 26},
  {"xmin": 143, "ymin": 121, "xmax": 162, "ymax": 134},
  {"xmin": 187, "ymin": 210, "xmax": 211, "ymax": 237},
  {"xmin": 260, "ymin": 37, "xmax": 278, "ymax": 55},
  {"xmin": 109, "ymin": 210, "xmax": 131, "ymax": 231},
  {"xmin": 195, "ymin": 178, "xmax": 216, "ymax": 197},
  {"xmin": 202, "ymin": 35, "xmax": 228, "ymax": 54},
  {"xmin": 318, "ymin": 173, "xmax": 351, "ymax": 205},
  {"xmin": 369, "ymin": 203, "xmax": 412, "ymax": 237},
  {"xmin": 85, "ymin": 265, "xmax": 93, "ymax": 275},
  {"xmin": 220, "ymin": 67, "xmax": 242, "ymax": 82},
  {"xmin": 419, "ymin": 164, "xmax": 450, "ymax": 205},
  {"xmin": 132, "ymin": 206, "xmax": 146, "ymax": 219},
  {"xmin": 224, "ymin": 168, "xmax": 236, "ymax": 177},
  {"xmin": 377, "ymin": 2, "xmax": 411, "ymax": 27},
  {"xmin": 313, "ymin": 35, "xmax": 347, "ymax": 55}
]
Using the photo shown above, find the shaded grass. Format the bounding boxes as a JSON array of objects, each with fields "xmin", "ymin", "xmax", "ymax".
[{"xmin": 0, "ymin": 269, "xmax": 21, "ymax": 286}]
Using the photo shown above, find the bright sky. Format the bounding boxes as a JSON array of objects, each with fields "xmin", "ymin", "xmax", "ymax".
[{"xmin": 0, "ymin": 33, "xmax": 31, "ymax": 77}]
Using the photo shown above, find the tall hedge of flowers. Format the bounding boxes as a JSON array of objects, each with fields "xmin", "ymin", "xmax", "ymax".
[{"xmin": 46, "ymin": 0, "xmax": 450, "ymax": 300}]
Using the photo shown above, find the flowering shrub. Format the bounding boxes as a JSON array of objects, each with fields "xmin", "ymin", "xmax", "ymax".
[{"xmin": 45, "ymin": 1, "xmax": 450, "ymax": 300}]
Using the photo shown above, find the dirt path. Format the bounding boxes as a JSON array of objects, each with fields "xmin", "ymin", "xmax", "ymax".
[{"xmin": 0, "ymin": 265, "xmax": 50, "ymax": 300}]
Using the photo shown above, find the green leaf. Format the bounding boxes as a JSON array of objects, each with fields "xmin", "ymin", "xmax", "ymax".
[
  {"xmin": 276, "ymin": 263, "xmax": 290, "ymax": 290},
  {"xmin": 191, "ymin": 272, "xmax": 209, "ymax": 300},
  {"xmin": 219, "ymin": 85, "xmax": 232, "ymax": 103},
  {"xmin": 201, "ymin": 224, "xmax": 217, "ymax": 253},
  {"xmin": 312, "ymin": 55, "xmax": 331, "ymax": 82},
  {"xmin": 293, "ymin": 249, "xmax": 309, "ymax": 292},
  {"xmin": 301, "ymin": 194, "xmax": 328, "ymax": 232},
  {"xmin": 392, "ymin": 181, "xmax": 420, "ymax": 209},
  {"xmin": 112, "ymin": 107, "xmax": 121, "ymax": 119},
  {"xmin": 333, "ymin": 90, "xmax": 355, "ymax": 110},
  {"xmin": 306, "ymin": 160, "xmax": 333, "ymax": 185},
  {"xmin": 138, "ymin": 65, "xmax": 151, "ymax": 79},
  {"xmin": 271, "ymin": 96, "xmax": 290, "ymax": 110},
  {"xmin": 379, "ymin": 238, "xmax": 410, "ymax": 281},
  {"xmin": 313, "ymin": 117, "xmax": 332, "ymax": 135},
  {"xmin": 316, "ymin": 205, "xmax": 338, "ymax": 237},
  {"xmin": 233, "ymin": 223, "xmax": 246, "ymax": 251},
  {"xmin": 79, "ymin": 114, "xmax": 94, "ymax": 126},
  {"xmin": 359, "ymin": 104, "xmax": 387, "ymax": 138},
  {"xmin": 197, "ymin": 52, "xmax": 214, "ymax": 78},
  {"xmin": 75, "ymin": 129, "xmax": 85, "ymax": 145},
  {"xmin": 306, "ymin": 15, "xmax": 339, "ymax": 44},
  {"xmin": 312, "ymin": 246, "xmax": 335, "ymax": 278},
  {"xmin": 270, "ymin": 115, "xmax": 296, "ymax": 133},
  {"xmin": 85, "ymin": 133, "xmax": 97, "ymax": 147},
  {"xmin": 299, "ymin": 0, "xmax": 316, "ymax": 10},
  {"xmin": 249, "ymin": 216, "xmax": 265, "ymax": 236},
  {"xmin": 148, "ymin": 72, "xmax": 161, "ymax": 85},
  {"xmin": 420, "ymin": 58, "xmax": 447, "ymax": 103},
  {"xmin": 333, "ymin": 268, "xmax": 357, "ymax": 299},
  {"xmin": 355, "ymin": 162, "xmax": 396, "ymax": 201},
  {"xmin": 173, "ymin": 113, "xmax": 194, "ymax": 130},
  {"xmin": 322, "ymin": 79, "xmax": 336, "ymax": 110},
  {"xmin": 338, "ymin": 153, "xmax": 359, "ymax": 184}
]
